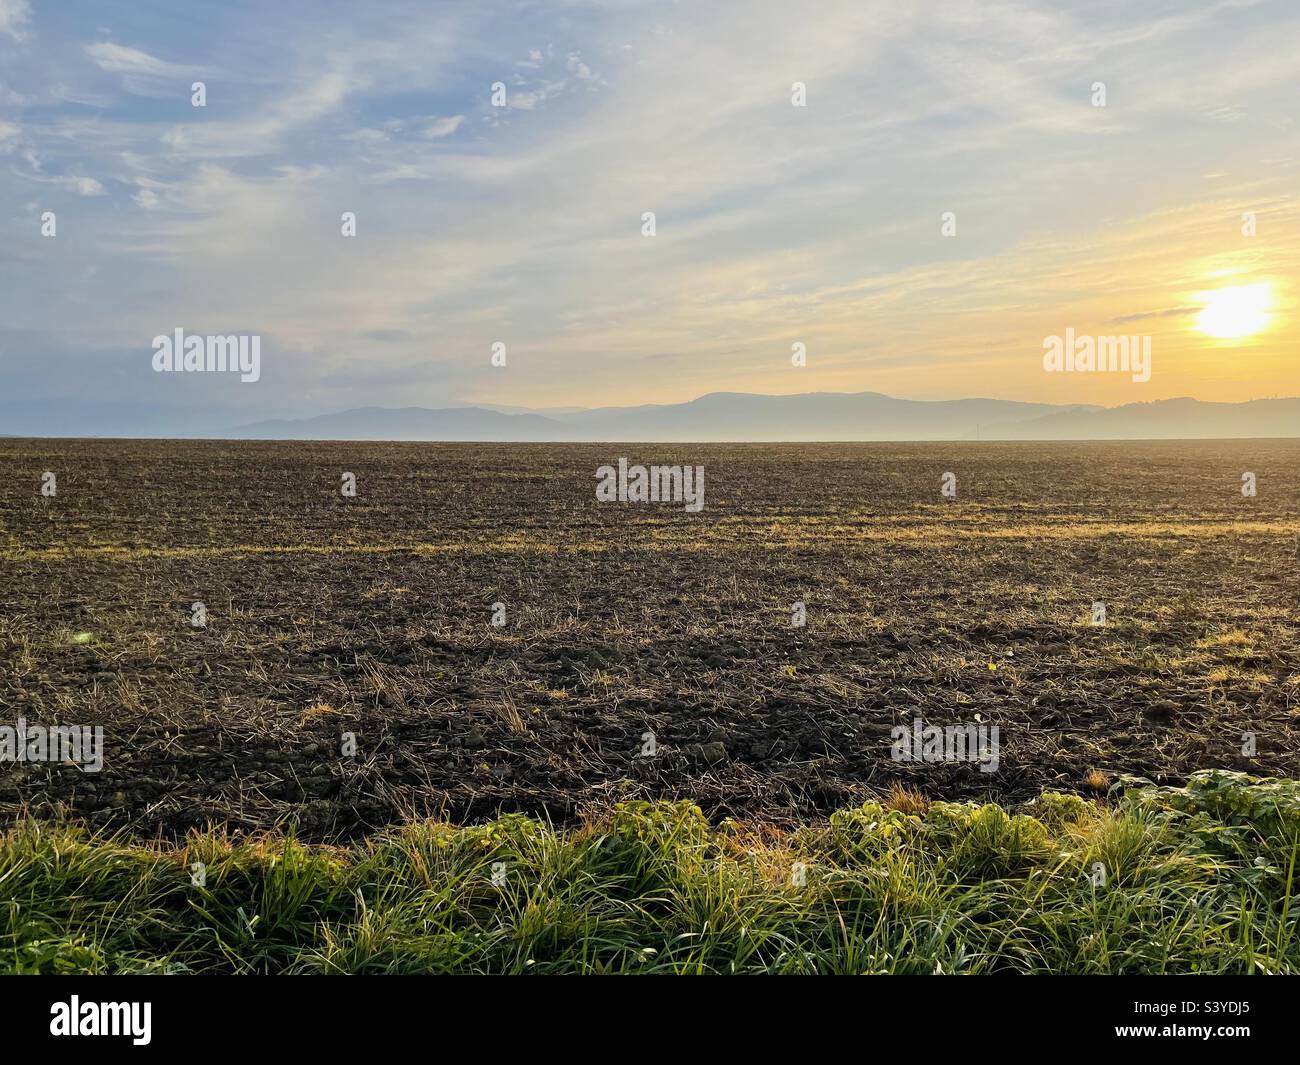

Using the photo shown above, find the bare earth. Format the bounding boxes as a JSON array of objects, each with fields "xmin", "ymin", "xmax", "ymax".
[{"xmin": 2, "ymin": 439, "xmax": 1298, "ymax": 840}]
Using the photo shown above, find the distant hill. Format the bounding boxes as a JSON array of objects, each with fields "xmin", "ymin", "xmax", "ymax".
[
  {"xmin": 559, "ymin": 391, "xmax": 1091, "ymax": 441},
  {"xmin": 229, "ymin": 406, "xmax": 569, "ymax": 441},
  {"xmin": 224, "ymin": 391, "xmax": 1300, "ymax": 442},
  {"xmin": 978, "ymin": 397, "xmax": 1300, "ymax": 440},
  {"xmin": 10, "ymin": 391, "xmax": 1297, "ymax": 441}
]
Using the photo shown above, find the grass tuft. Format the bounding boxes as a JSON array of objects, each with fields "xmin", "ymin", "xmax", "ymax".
[{"xmin": 2, "ymin": 771, "xmax": 1297, "ymax": 974}]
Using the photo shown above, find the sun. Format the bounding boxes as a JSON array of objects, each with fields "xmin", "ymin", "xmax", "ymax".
[{"xmin": 1195, "ymin": 282, "xmax": 1273, "ymax": 339}]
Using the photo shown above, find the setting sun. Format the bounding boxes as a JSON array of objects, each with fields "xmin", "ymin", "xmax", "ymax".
[{"xmin": 1196, "ymin": 283, "xmax": 1273, "ymax": 339}]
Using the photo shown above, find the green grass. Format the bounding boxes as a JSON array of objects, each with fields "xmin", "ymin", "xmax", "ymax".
[{"xmin": 2, "ymin": 770, "xmax": 1297, "ymax": 974}]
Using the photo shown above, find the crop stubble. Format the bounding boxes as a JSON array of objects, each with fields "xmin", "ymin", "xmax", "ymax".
[{"xmin": 1, "ymin": 438, "xmax": 1298, "ymax": 840}]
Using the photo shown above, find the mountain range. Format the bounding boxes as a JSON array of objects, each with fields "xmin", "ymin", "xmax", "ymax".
[{"xmin": 223, "ymin": 391, "xmax": 1300, "ymax": 442}]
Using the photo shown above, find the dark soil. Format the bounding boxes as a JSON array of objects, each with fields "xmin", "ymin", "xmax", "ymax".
[{"xmin": 2, "ymin": 439, "xmax": 1298, "ymax": 841}]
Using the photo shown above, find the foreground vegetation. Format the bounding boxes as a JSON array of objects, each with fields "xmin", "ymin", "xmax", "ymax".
[{"xmin": 2, "ymin": 770, "xmax": 1297, "ymax": 974}]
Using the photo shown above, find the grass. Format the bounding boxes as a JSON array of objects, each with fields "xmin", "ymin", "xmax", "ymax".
[
  {"xmin": 1, "ymin": 769, "xmax": 1297, "ymax": 974},
  {"xmin": 7, "ymin": 520, "xmax": 1300, "ymax": 564}
]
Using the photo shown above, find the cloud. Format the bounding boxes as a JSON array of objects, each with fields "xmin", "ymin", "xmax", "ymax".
[
  {"xmin": 564, "ymin": 52, "xmax": 602, "ymax": 85},
  {"xmin": 5, "ymin": 0, "xmax": 1300, "ymax": 423},
  {"xmin": 50, "ymin": 83, "xmax": 114, "ymax": 107},
  {"xmin": 84, "ymin": 41, "xmax": 183, "ymax": 76},
  {"xmin": 1110, "ymin": 307, "xmax": 1197, "ymax": 324},
  {"xmin": 28, "ymin": 172, "xmax": 106, "ymax": 196},
  {"xmin": 83, "ymin": 41, "xmax": 197, "ymax": 96},
  {"xmin": 506, "ymin": 80, "xmax": 567, "ymax": 111},
  {"xmin": 422, "ymin": 115, "xmax": 464, "ymax": 138},
  {"xmin": 0, "ymin": 0, "xmax": 30, "ymax": 41},
  {"xmin": 57, "ymin": 174, "xmax": 106, "ymax": 195},
  {"xmin": 161, "ymin": 68, "xmax": 360, "ymax": 158}
]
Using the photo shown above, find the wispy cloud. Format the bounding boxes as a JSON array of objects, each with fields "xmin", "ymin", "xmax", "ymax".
[
  {"xmin": 85, "ymin": 40, "xmax": 186, "ymax": 76},
  {"xmin": 0, "ymin": 0, "xmax": 30, "ymax": 42},
  {"xmin": 421, "ymin": 115, "xmax": 464, "ymax": 138},
  {"xmin": 161, "ymin": 67, "xmax": 361, "ymax": 158},
  {"xmin": 1, "ymin": 0, "xmax": 1298, "ymax": 434}
]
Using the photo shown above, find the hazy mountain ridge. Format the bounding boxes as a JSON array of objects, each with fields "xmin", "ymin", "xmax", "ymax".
[
  {"xmin": 221, "ymin": 391, "xmax": 1300, "ymax": 442},
  {"xmin": 977, "ymin": 397, "xmax": 1300, "ymax": 440},
  {"xmin": 229, "ymin": 406, "xmax": 567, "ymax": 441}
]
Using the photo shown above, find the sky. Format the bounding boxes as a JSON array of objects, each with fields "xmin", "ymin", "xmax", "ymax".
[{"xmin": 1, "ymin": 0, "xmax": 1298, "ymax": 435}]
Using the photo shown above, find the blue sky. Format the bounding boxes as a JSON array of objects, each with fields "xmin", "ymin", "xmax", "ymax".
[{"xmin": 2, "ymin": 0, "xmax": 1298, "ymax": 434}]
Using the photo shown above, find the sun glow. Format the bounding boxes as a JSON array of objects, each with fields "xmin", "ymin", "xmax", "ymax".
[{"xmin": 1195, "ymin": 283, "xmax": 1273, "ymax": 339}]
